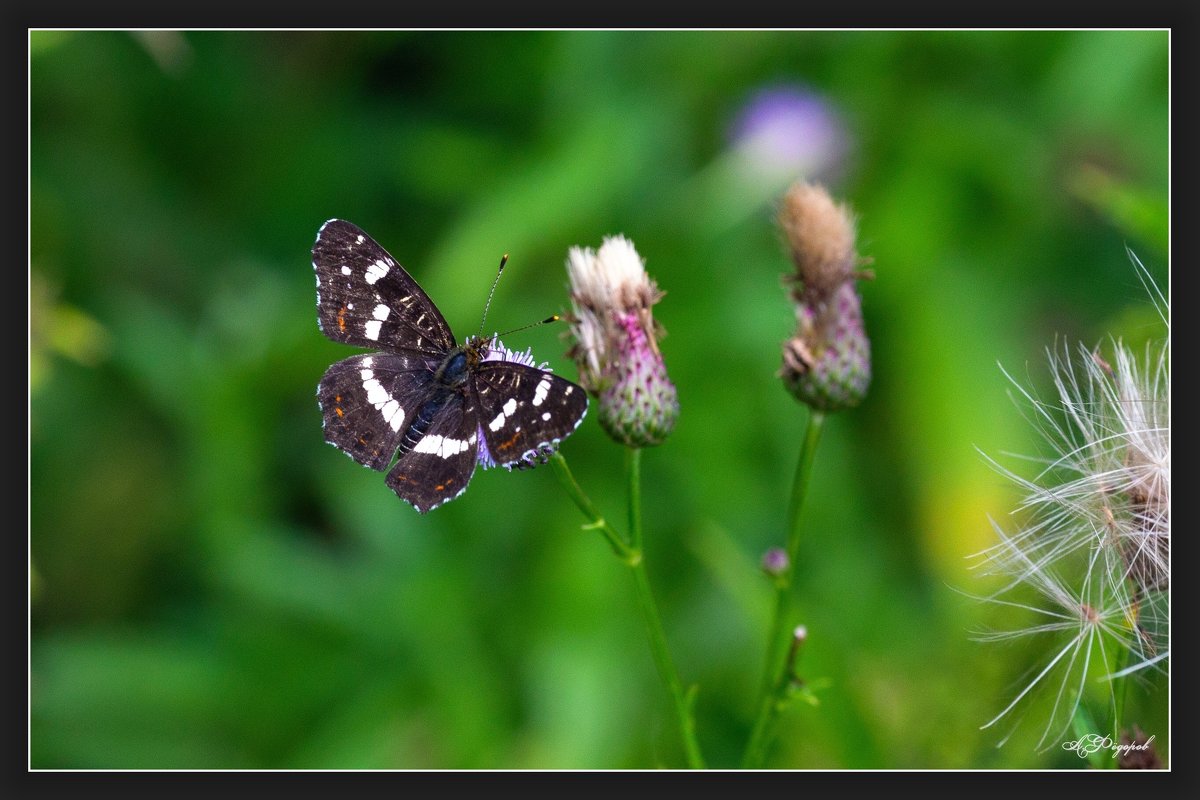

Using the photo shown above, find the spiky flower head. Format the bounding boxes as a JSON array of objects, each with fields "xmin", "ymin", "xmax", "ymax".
[
  {"xmin": 777, "ymin": 181, "xmax": 871, "ymax": 412},
  {"xmin": 973, "ymin": 260, "xmax": 1169, "ymax": 752},
  {"xmin": 566, "ymin": 236, "xmax": 678, "ymax": 447}
]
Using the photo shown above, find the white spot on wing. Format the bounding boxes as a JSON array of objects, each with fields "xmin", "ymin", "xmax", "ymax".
[
  {"xmin": 341, "ymin": 265, "xmax": 351, "ymax": 275},
  {"xmin": 532, "ymin": 377, "xmax": 551, "ymax": 407},
  {"xmin": 365, "ymin": 260, "xmax": 390, "ymax": 284},
  {"xmin": 373, "ymin": 304, "xmax": 391, "ymax": 321},
  {"xmin": 488, "ymin": 397, "xmax": 519, "ymax": 432},
  {"xmin": 414, "ymin": 434, "xmax": 471, "ymax": 458},
  {"xmin": 362, "ymin": 357, "xmax": 373, "ymax": 368},
  {"xmin": 358, "ymin": 365, "xmax": 404, "ymax": 428},
  {"xmin": 382, "ymin": 399, "xmax": 404, "ymax": 431},
  {"xmin": 363, "ymin": 378, "xmax": 389, "ymax": 407},
  {"xmin": 364, "ymin": 320, "xmax": 383, "ymax": 340},
  {"xmin": 356, "ymin": 235, "xmax": 364, "ymax": 244},
  {"xmin": 542, "ymin": 412, "xmax": 551, "ymax": 421},
  {"xmin": 484, "ymin": 395, "xmax": 518, "ymax": 431}
]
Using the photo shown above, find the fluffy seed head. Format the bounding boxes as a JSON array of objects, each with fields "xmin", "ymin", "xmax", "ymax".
[
  {"xmin": 779, "ymin": 181, "xmax": 857, "ymax": 297},
  {"xmin": 972, "ymin": 257, "xmax": 1169, "ymax": 751}
]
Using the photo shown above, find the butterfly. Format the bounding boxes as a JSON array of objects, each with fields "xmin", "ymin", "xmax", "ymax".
[{"xmin": 313, "ymin": 219, "xmax": 588, "ymax": 513}]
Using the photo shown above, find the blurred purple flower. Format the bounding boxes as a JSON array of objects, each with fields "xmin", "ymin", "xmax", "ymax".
[
  {"xmin": 730, "ymin": 85, "xmax": 850, "ymax": 183},
  {"xmin": 761, "ymin": 547, "xmax": 789, "ymax": 577}
]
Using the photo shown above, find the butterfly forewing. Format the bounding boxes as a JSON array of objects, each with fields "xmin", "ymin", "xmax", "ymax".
[
  {"xmin": 317, "ymin": 352, "xmax": 440, "ymax": 471},
  {"xmin": 473, "ymin": 362, "xmax": 588, "ymax": 467},
  {"xmin": 313, "ymin": 219, "xmax": 455, "ymax": 354},
  {"xmin": 385, "ymin": 391, "xmax": 481, "ymax": 513}
]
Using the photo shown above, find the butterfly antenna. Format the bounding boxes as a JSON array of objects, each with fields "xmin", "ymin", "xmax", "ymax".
[
  {"xmin": 477, "ymin": 253, "xmax": 509, "ymax": 340},
  {"xmin": 496, "ymin": 314, "xmax": 563, "ymax": 340}
]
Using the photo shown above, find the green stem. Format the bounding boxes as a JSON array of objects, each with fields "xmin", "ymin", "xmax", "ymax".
[
  {"xmin": 742, "ymin": 410, "xmax": 826, "ymax": 768},
  {"xmin": 1108, "ymin": 592, "xmax": 1142, "ymax": 761},
  {"xmin": 1112, "ymin": 649, "xmax": 1129, "ymax": 752},
  {"xmin": 550, "ymin": 453, "xmax": 635, "ymax": 563},
  {"xmin": 551, "ymin": 450, "xmax": 705, "ymax": 768},
  {"xmin": 626, "ymin": 447, "xmax": 706, "ymax": 769}
]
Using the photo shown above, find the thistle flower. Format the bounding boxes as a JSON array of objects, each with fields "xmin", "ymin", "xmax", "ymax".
[
  {"xmin": 973, "ymin": 259, "xmax": 1169, "ymax": 751},
  {"xmin": 565, "ymin": 236, "xmax": 678, "ymax": 448},
  {"xmin": 777, "ymin": 181, "xmax": 872, "ymax": 412}
]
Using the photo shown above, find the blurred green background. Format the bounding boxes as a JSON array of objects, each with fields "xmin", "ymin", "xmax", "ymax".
[{"xmin": 30, "ymin": 30, "xmax": 1169, "ymax": 769}]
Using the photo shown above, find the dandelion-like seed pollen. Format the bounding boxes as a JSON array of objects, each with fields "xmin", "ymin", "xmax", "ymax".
[
  {"xmin": 565, "ymin": 236, "xmax": 678, "ymax": 447},
  {"xmin": 777, "ymin": 181, "xmax": 872, "ymax": 412},
  {"xmin": 974, "ymin": 260, "xmax": 1169, "ymax": 752}
]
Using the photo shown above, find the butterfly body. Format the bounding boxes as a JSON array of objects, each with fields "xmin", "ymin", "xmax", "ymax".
[{"xmin": 313, "ymin": 219, "xmax": 587, "ymax": 513}]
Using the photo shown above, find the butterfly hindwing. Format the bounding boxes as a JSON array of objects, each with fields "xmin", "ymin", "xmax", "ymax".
[
  {"xmin": 385, "ymin": 391, "xmax": 481, "ymax": 513},
  {"xmin": 313, "ymin": 219, "xmax": 455, "ymax": 354},
  {"xmin": 473, "ymin": 362, "xmax": 588, "ymax": 468},
  {"xmin": 317, "ymin": 352, "xmax": 440, "ymax": 471}
]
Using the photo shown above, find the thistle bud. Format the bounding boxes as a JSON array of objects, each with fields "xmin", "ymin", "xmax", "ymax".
[
  {"xmin": 566, "ymin": 236, "xmax": 678, "ymax": 447},
  {"xmin": 777, "ymin": 181, "xmax": 872, "ymax": 412},
  {"xmin": 761, "ymin": 546, "xmax": 790, "ymax": 578}
]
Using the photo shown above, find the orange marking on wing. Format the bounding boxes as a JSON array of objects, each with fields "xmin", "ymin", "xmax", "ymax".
[
  {"xmin": 335, "ymin": 407, "xmax": 344, "ymax": 417},
  {"xmin": 435, "ymin": 483, "xmax": 445, "ymax": 491},
  {"xmin": 338, "ymin": 306, "xmax": 347, "ymax": 332},
  {"xmin": 497, "ymin": 431, "xmax": 522, "ymax": 451}
]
